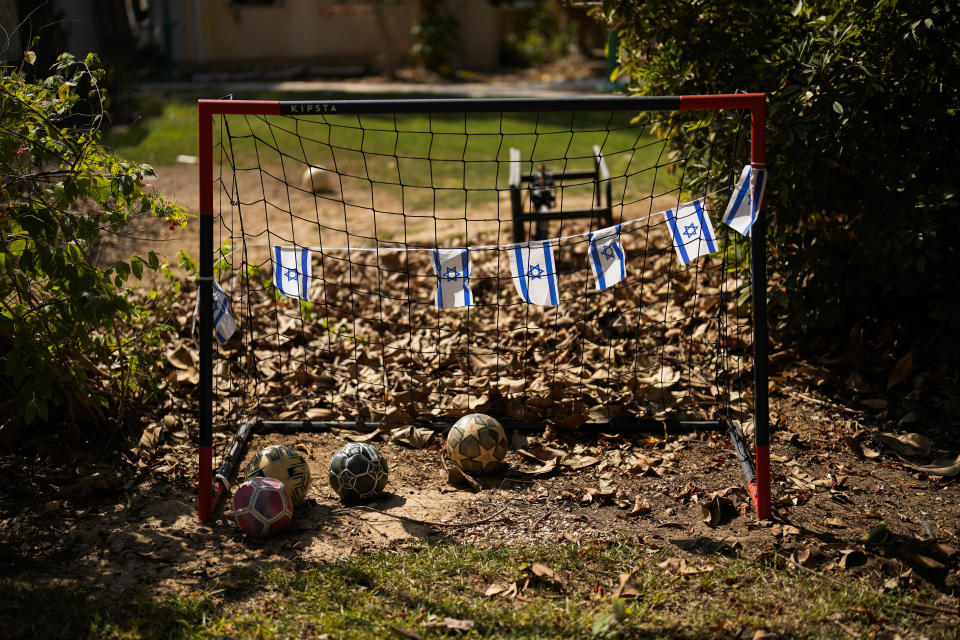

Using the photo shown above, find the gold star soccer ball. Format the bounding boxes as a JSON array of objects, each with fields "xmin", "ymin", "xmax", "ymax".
[
  {"xmin": 245, "ymin": 444, "xmax": 312, "ymax": 505},
  {"xmin": 445, "ymin": 413, "xmax": 508, "ymax": 474}
]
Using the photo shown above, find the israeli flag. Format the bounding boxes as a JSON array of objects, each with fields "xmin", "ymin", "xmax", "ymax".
[
  {"xmin": 664, "ymin": 199, "xmax": 719, "ymax": 265},
  {"xmin": 587, "ymin": 224, "xmax": 627, "ymax": 291},
  {"xmin": 508, "ymin": 240, "xmax": 559, "ymax": 306},
  {"xmin": 431, "ymin": 248, "xmax": 473, "ymax": 309},
  {"xmin": 722, "ymin": 165, "xmax": 767, "ymax": 237},
  {"xmin": 272, "ymin": 246, "xmax": 311, "ymax": 299},
  {"xmin": 211, "ymin": 279, "xmax": 237, "ymax": 344}
]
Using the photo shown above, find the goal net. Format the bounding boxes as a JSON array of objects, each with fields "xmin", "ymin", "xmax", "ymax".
[{"xmin": 196, "ymin": 95, "xmax": 770, "ymax": 521}]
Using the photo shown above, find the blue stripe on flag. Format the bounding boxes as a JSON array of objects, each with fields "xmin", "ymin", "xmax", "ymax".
[
  {"xmin": 694, "ymin": 200, "xmax": 717, "ymax": 254},
  {"xmin": 432, "ymin": 250, "xmax": 443, "ymax": 308},
  {"xmin": 542, "ymin": 242, "xmax": 558, "ymax": 305},
  {"xmin": 460, "ymin": 250, "xmax": 471, "ymax": 306},
  {"xmin": 273, "ymin": 246, "xmax": 282, "ymax": 291},
  {"xmin": 665, "ymin": 208, "xmax": 691, "ymax": 265},
  {"xmin": 587, "ymin": 233, "xmax": 606, "ymax": 290},
  {"xmin": 612, "ymin": 224, "xmax": 625, "ymax": 282},
  {"xmin": 724, "ymin": 168, "xmax": 751, "ymax": 225},
  {"xmin": 300, "ymin": 247, "xmax": 309, "ymax": 299},
  {"xmin": 513, "ymin": 246, "xmax": 529, "ymax": 302}
]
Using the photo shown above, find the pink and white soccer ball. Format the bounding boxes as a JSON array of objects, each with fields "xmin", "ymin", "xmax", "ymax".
[{"xmin": 232, "ymin": 476, "xmax": 294, "ymax": 537}]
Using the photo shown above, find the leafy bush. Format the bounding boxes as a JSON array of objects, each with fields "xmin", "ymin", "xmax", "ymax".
[
  {"xmin": 498, "ymin": 0, "xmax": 579, "ymax": 67},
  {"xmin": 0, "ymin": 48, "xmax": 186, "ymax": 441},
  {"xmin": 409, "ymin": 0, "xmax": 460, "ymax": 73},
  {"xmin": 604, "ymin": 1, "xmax": 960, "ymax": 352}
]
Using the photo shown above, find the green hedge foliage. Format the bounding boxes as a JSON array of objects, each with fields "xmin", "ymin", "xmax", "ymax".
[
  {"xmin": 0, "ymin": 49, "xmax": 186, "ymax": 440},
  {"xmin": 604, "ymin": 1, "xmax": 960, "ymax": 349}
]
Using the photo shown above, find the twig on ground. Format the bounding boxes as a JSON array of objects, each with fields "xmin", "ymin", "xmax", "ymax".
[
  {"xmin": 526, "ymin": 508, "xmax": 554, "ymax": 532},
  {"xmin": 907, "ymin": 602, "xmax": 960, "ymax": 617},
  {"xmin": 333, "ymin": 505, "xmax": 509, "ymax": 529},
  {"xmin": 788, "ymin": 390, "xmax": 861, "ymax": 415}
]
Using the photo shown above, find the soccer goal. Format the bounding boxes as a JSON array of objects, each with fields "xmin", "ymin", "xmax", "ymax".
[{"xmin": 196, "ymin": 94, "xmax": 770, "ymax": 522}]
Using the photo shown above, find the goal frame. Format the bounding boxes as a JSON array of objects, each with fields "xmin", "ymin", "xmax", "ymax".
[{"xmin": 196, "ymin": 94, "xmax": 770, "ymax": 522}]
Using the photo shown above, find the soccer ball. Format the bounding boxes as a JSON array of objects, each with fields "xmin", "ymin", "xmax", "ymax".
[
  {"xmin": 232, "ymin": 476, "xmax": 294, "ymax": 537},
  {"xmin": 445, "ymin": 413, "xmax": 508, "ymax": 474},
  {"xmin": 246, "ymin": 444, "xmax": 311, "ymax": 505},
  {"xmin": 302, "ymin": 165, "xmax": 336, "ymax": 194},
  {"xmin": 328, "ymin": 442, "xmax": 389, "ymax": 502}
]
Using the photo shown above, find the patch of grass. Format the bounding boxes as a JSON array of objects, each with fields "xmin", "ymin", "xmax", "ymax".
[
  {"xmin": 104, "ymin": 94, "xmax": 678, "ymax": 212},
  {"xmin": 2, "ymin": 542, "xmax": 952, "ymax": 639},
  {"xmin": 105, "ymin": 99, "xmax": 199, "ymax": 167}
]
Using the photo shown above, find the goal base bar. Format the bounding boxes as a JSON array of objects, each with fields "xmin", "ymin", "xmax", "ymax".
[
  {"xmin": 728, "ymin": 420, "xmax": 770, "ymax": 519},
  {"xmin": 199, "ymin": 417, "xmax": 769, "ymax": 521}
]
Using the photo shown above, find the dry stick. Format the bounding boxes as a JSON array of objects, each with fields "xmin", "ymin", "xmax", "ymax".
[
  {"xmin": 906, "ymin": 602, "xmax": 960, "ymax": 617},
  {"xmin": 787, "ymin": 390, "xmax": 861, "ymax": 415},
  {"xmin": 526, "ymin": 507, "xmax": 554, "ymax": 533},
  {"xmin": 333, "ymin": 505, "xmax": 509, "ymax": 529}
]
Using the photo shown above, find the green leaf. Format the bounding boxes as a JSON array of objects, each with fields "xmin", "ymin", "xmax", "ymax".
[{"xmin": 832, "ymin": 101, "xmax": 844, "ymax": 115}]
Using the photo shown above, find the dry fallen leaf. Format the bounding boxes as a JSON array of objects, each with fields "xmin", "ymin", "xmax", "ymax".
[
  {"xmin": 886, "ymin": 351, "xmax": 913, "ymax": 390},
  {"xmin": 517, "ymin": 456, "xmax": 559, "ymax": 476},
  {"xmin": 294, "ymin": 443, "xmax": 312, "ymax": 457},
  {"xmin": 611, "ymin": 570, "xmax": 642, "ymax": 599},
  {"xmin": 900, "ymin": 453, "xmax": 960, "ymax": 477},
  {"xmin": 626, "ymin": 497, "xmax": 651, "ymax": 517},
  {"xmin": 839, "ymin": 549, "xmax": 867, "ymax": 570},
  {"xmin": 445, "ymin": 466, "xmax": 480, "ymax": 492},
  {"xmin": 484, "ymin": 583, "xmax": 507, "ymax": 597},
  {"xmin": 872, "ymin": 432, "xmax": 932, "ymax": 458},
  {"xmin": 903, "ymin": 553, "xmax": 945, "ymax": 571},
  {"xmin": 530, "ymin": 563, "xmax": 565, "ymax": 589},
  {"xmin": 423, "ymin": 617, "xmax": 475, "ymax": 632},
  {"xmin": 562, "ymin": 455, "xmax": 599, "ymax": 470}
]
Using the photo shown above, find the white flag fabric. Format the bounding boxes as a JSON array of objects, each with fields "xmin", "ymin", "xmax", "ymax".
[
  {"xmin": 508, "ymin": 240, "xmax": 559, "ymax": 306},
  {"xmin": 431, "ymin": 248, "xmax": 473, "ymax": 309},
  {"xmin": 664, "ymin": 199, "xmax": 719, "ymax": 265},
  {"xmin": 212, "ymin": 279, "xmax": 237, "ymax": 344},
  {"xmin": 722, "ymin": 165, "xmax": 767, "ymax": 236},
  {"xmin": 587, "ymin": 224, "xmax": 627, "ymax": 290},
  {"xmin": 272, "ymin": 246, "xmax": 311, "ymax": 299}
]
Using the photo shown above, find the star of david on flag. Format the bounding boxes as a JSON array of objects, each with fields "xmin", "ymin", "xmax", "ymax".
[
  {"xmin": 272, "ymin": 246, "xmax": 311, "ymax": 299},
  {"xmin": 722, "ymin": 164, "xmax": 767, "ymax": 237},
  {"xmin": 431, "ymin": 248, "xmax": 473, "ymax": 309},
  {"xmin": 664, "ymin": 199, "xmax": 719, "ymax": 265},
  {"xmin": 508, "ymin": 240, "xmax": 559, "ymax": 306},
  {"xmin": 587, "ymin": 224, "xmax": 627, "ymax": 291},
  {"xmin": 212, "ymin": 279, "xmax": 237, "ymax": 344}
]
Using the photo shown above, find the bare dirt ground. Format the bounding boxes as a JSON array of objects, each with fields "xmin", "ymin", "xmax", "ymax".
[
  {"xmin": 3, "ymin": 367, "xmax": 958, "ymax": 611},
  {"xmin": 2, "ymin": 157, "xmax": 959, "ymax": 632}
]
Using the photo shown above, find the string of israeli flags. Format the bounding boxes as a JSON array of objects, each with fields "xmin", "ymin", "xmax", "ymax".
[{"xmin": 208, "ymin": 165, "xmax": 765, "ymax": 343}]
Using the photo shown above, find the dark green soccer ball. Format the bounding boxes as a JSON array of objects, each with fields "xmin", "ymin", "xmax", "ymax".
[{"xmin": 328, "ymin": 442, "xmax": 389, "ymax": 501}]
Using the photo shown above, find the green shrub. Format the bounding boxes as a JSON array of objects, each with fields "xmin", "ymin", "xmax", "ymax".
[
  {"xmin": 604, "ymin": 1, "xmax": 960, "ymax": 351},
  {"xmin": 0, "ymin": 48, "xmax": 186, "ymax": 441}
]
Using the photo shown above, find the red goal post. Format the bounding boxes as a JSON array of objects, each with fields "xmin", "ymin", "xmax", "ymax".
[{"xmin": 196, "ymin": 93, "xmax": 770, "ymax": 522}]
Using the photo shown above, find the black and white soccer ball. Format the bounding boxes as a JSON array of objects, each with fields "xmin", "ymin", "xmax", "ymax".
[
  {"xmin": 328, "ymin": 442, "xmax": 388, "ymax": 502},
  {"xmin": 445, "ymin": 413, "xmax": 508, "ymax": 474},
  {"xmin": 246, "ymin": 444, "xmax": 311, "ymax": 505}
]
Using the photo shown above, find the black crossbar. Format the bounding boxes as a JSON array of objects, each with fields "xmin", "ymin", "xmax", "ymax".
[
  {"xmin": 279, "ymin": 96, "xmax": 682, "ymax": 116},
  {"xmin": 515, "ymin": 207, "xmax": 611, "ymax": 222},
  {"xmin": 520, "ymin": 170, "xmax": 598, "ymax": 182}
]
